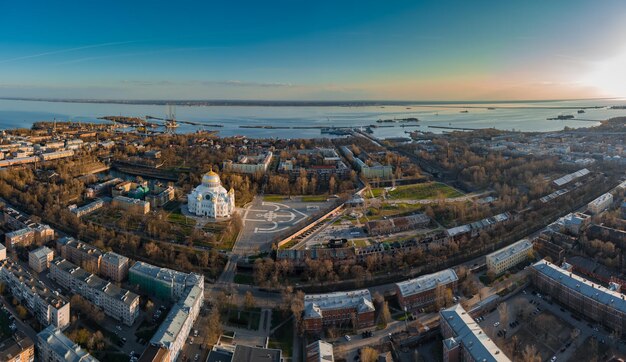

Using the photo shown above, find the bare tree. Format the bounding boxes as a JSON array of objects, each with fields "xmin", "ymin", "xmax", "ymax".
[
  {"xmin": 380, "ymin": 301, "xmax": 392, "ymax": 327},
  {"xmin": 497, "ymin": 302, "xmax": 509, "ymax": 328},
  {"xmin": 521, "ymin": 344, "xmax": 541, "ymax": 362}
]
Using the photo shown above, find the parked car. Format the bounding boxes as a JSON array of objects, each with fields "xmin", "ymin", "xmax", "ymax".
[{"xmin": 344, "ymin": 335, "xmax": 351, "ymax": 342}]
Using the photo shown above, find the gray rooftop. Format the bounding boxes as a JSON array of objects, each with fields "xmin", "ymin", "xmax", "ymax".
[
  {"xmin": 37, "ymin": 325, "xmax": 99, "ymax": 362},
  {"xmin": 30, "ymin": 246, "xmax": 53, "ymax": 259},
  {"xmin": 396, "ymin": 269, "xmax": 458, "ymax": 298},
  {"xmin": 532, "ymin": 260, "xmax": 626, "ymax": 314},
  {"xmin": 440, "ymin": 304, "xmax": 510, "ymax": 362},
  {"xmin": 486, "ymin": 239, "xmax": 532, "ymax": 263},
  {"xmin": 304, "ymin": 289, "xmax": 375, "ymax": 319}
]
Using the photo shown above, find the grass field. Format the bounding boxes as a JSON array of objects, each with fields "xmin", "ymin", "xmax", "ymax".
[
  {"xmin": 234, "ymin": 273, "xmax": 254, "ymax": 285},
  {"xmin": 263, "ymin": 194, "xmax": 287, "ymax": 202},
  {"xmin": 269, "ymin": 310, "xmax": 294, "ymax": 357},
  {"xmin": 301, "ymin": 195, "xmax": 329, "ymax": 202},
  {"xmin": 372, "ymin": 182, "xmax": 463, "ymax": 200}
]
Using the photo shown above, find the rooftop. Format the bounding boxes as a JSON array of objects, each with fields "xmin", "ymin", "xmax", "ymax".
[
  {"xmin": 304, "ymin": 289, "xmax": 375, "ymax": 318},
  {"xmin": 232, "ymin": 345, "xmax": 282, "ymax": 362},
  {"xmin": 440, "ymin": 304, "xmax": 510, "ymax": 362},
  {"xmin": 396, "ymin": 269, "xmax": 458, "ymax": 298},
  {"xmin": 101, "ymin": 251, "xmax": 129, "ymax": 266},
  {"xmin": 0, "ymin": 332, "xmax": 34, "ymax": 361},
  {"xmin": 0, "ymin": 259, "xmax": 68, "ymax": 308},
  {"xmin": 532, "ymin": 259, "xmax": 626, "ymax": 313},
  {"xmin": 589, "ymin": 192, "xmax": 613, "ymax": 206},
  {"xmin": 37, "ymin": 325, "xmax": 98, "ymax": 362},
  {"xmin": 486, "ymin": 239, "xmax": 532, "ymax": 263},
  {"xmin": 130, "ymin": 261, "xmax": 200, "ymax": 287},
  {"xmin": 30, "ymin": 246, "xmax": 53, "ymax": 259},
  {"xmin": 306, "ymin": 340, "xmax": 334, "ymax": 362}
]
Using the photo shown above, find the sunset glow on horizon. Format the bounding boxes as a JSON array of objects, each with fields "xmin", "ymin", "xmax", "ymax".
[{"xmin": 1, "ymin": 0, "xmax": 626, "ymax": 101}]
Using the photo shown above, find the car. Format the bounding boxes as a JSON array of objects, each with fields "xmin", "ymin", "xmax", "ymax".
[
  {"xmin": 194, "ymin": 354, "xmax": 200, "ymax": 361},
  {"xmin": 116, "ymin": 325, "xmax": 122, "ymax": 331},
  {"xmin": 121, "ymin": 337, "xmax": 127, "ymax": 342},
  {"xmin": 494, "ymin": 322, "xmax": 500, "ymax": 327},
  {"xmin": 193, "ymin": 329, "xmax": 199, "ymax": 337},
  {"xmin": 129, "ymin": 351, "xmax": 135, "ymax": 357},
  {"xmin": 344, "ymin": 335, "xmax": 351, "ymax": 341},
  {"xmin": 551, "ymin": 356, "xmax": 557, "ymax": 362},
  {"xmin": 189, "ymin": 338, "xmax": 194, "ymax": 345}
]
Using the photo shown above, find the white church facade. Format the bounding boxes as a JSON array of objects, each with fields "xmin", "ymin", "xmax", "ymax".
[{"xmin": 187, "ymin": 171, "xmax": 235, "ymax": 218}]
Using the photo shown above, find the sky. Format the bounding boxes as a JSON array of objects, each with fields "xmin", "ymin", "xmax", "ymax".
[{"xmin": 1, "ymin": 0, "xmax": 626, "ymax": 101}]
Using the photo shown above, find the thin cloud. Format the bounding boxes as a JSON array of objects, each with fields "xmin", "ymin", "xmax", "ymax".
[
  {"xmin": 0, "ymin": 41, "xmax": 137, "ymax": 64},
  {"xmin": 120, "ymin": 79, "xmax": 293, "ymax": 88}
]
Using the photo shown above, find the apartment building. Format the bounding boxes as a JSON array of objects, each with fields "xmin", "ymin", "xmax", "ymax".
[
  {"xmin": 56, "ymin": 237, "xmax": 102, "ymax": 274},
  {"xmin": 0, "ymin": 332, "xmax": 34, "ymax": 362},
  {"xmin": 100, "ymin": 252, "xmax": 130, "ymax": 282},
  {"xmin": 395, "ymin": 269, "xmax": 458, "ymax": 312},
  {"xmin": 149, "ymin": 283, "xmax": 204, "ymax": 362},
  {"xmin": 485, "ymin": 239, "xmax": 533, "ymax": 275},
  {"xmin": 4, "ymin": 228, "xmax": 35, "ymax": 250},
  {"xmin": 531, "ymin": 259, "xmax": 626, "ymax": 335},
  {"xmin": 440, "ymin": 304, "xmax": 510, "ymax": 362},
  {"xmin": 303, "ymin": 290, "xmax": 376, "ymax": 332},
  {"xmin": 588, "ymin": 192, "xmax": 614, "ymax": 215},
  {"xmin": 0, "ymin": 259, "xmax": 70, "ymax": 329},
  {"xmin": 129, "ymin": 261, "xmax": 204, "ymax": 301},
  {"xmin": 37, "ymin": 325, "xmax": 98, "ymax": 362},
  {"xmin": 49, "ymin": 258, "xmax": 139, "ymax": 326},
  {"xmin": 145, "ymin": 186, "xmax": 175, "ymax": 208},
  {"xmin": 28, "ymin": 246, "xmax": 54, "ymax": 273}
]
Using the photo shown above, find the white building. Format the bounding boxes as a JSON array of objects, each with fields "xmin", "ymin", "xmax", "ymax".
[
  {"xmin": 486, "ymin": 239, "xmax": 533, "ymax": 275},
  {"xmin": 37, "ymin": 325, "xmax": 98, "ymax": 362},
  {"xmin": 29, "ymin": 246, "xmax": 54, "ymax": 273},
  {"xmin": 187, "ymin": 171, "xmax": 235, "ymax": 218},
  {"xmin": 222, "ymin": 151, "xmax": 273, "ymax": 174},
  {"xmin": 588, "ymin": 193, "xmax": 613, "ymax": 215},
  {"xmin": 0, "ymin": 259, "xmax": 70, "ymax": 329},
  {"xmin": 50, "ymin": 258, "xmax": 139, "ymax": 326}
]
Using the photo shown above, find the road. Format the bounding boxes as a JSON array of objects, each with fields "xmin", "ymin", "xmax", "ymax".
[{"xmin": 0, "ymin": 295, "xmax": 38, "ymax": 342}]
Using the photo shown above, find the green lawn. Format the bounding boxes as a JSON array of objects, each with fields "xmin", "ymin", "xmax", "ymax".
[
  {"xmin": 263, "ymin": 194, "xmax": 287, "ymax": 202},
  {"xmin": 349, "ymin": 239, "xmax": 369, "ymax": 247},
  {"xmin": 269, "ymin": 311, "xmax": 294, "ymax": 357},
  {"xmin": 234, "ymin": 273, "xmax": 254, "ymax": 285},
  {"xmin": 372, "ymin": 182, "xmax": 463, "ymax": 200},
  {"xmin": 301, "ymin": 195, "xmax": 328, "ymax": 202}
]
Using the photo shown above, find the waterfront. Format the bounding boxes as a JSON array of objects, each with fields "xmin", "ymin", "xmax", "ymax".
[{"xmin": 0, "ymin": 98, "xmax": 625, "ymax": 139}]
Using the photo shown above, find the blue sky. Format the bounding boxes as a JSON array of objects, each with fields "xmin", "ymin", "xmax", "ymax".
[{"xmin": 1, "ymin": 0, "xmax": 626, "ymax": 100}]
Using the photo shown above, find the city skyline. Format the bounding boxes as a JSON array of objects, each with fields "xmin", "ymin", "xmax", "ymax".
[{"xmin": 2, "ymin": 0, "xmax": 626, "ymax": 100}]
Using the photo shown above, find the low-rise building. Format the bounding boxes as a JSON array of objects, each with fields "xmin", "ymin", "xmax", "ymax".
[
  {"xmin": 29, "ymin": 246, "xmax": 54, "ymax": 273},
  {"xmin": 0, "ymin": 332, "xmax": 35, "ymax": 362},
  {"xmin": 137, "ymin": 345, "xmax": 170, "ymax": 362},
  {"xmin": 68, "ymin": 199, "xmax": 104, "ymax": 218},
  {"xmin": 485, "ymin": 239, "xmax": 533, "ymax": 275},
  {"xmin": 531, "ymin": 259, "xmax": 626, "ymax": 335},
  {"xmin": 0, "ymin": 243, "xmax": 5, "ymax": 261},
  {"xmin": 306, "ymin": 340, "xmax": 334, "ymax": 362},
  {"xmin": 395, "ymin": 269, "xmax": 458, "ymax": 312},
  {"xmin": 0, "ymin": 259, "xmax": 70, "ymax": 329},
  {"xmin": 440, "ymin": 304, "xmax": 510, "ymax": 362},
  {"xmin": 100, "ymin": 252, "xmax": 130, "ymax": 282},
  {"xmin": 37, "ymin": 325, "xmax": 98, "ymax": 362},
  {"xmin": 56, "ymin": 237, "xmax": 102, "ymax": 274},
  {"xmin": 365, "ymin": 213, "xmax": 430, "ymax": 236},
  {"xmin": 112, "ymin": 196, "xmax": 150, "ymax": 214},
  {"xmin": 129, "ymin": 261, "xmax": 204, "ymax": 301},
  {"xmin": 49, "ymin": 258, "xmax": 140, "ymax": 326},
  {"xmin": 588, "ymin": 192, "xmax": 613, "ymax": 214},
  {"xmin": 32, "ymin": 224, "xmax": 54, "ymax": 244},
  {"xmin": 303, "ymin": 290, "xmax": 376, "ymax": 332},
  {"xmin": 145, "ymin": 186, "xmax": 175, "ymax": 209}
]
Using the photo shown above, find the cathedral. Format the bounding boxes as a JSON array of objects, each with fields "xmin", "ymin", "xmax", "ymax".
[{"xmin": 187, "ymin": 170, "xmax": 235, "ymax": 218}]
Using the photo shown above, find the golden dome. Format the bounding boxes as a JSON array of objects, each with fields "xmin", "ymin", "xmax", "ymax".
[{"xmin": 202, "ymin": 170, "xmax": 221, "ymax": 186}]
